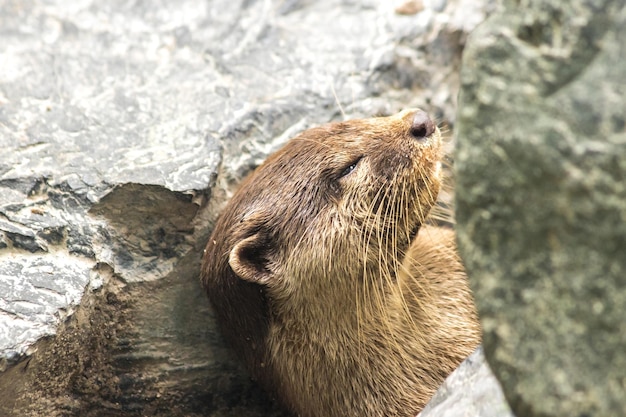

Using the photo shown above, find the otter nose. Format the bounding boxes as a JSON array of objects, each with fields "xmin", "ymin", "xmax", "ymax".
[{"xmin": 409, "ymin": 110, "xmax": 435, "ymax": 140}]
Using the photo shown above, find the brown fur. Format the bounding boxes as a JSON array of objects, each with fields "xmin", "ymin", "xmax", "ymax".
[{"xmin": 201, "ymin": 109, "xmax": 481, "ymax": 417}]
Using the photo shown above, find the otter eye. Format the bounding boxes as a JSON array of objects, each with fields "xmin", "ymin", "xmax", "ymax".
[{"xmin": 338, "ymin": 157, "xmax": 362, "ymax": 179}]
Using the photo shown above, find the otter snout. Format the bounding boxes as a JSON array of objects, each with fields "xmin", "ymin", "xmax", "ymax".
[{"xmin": 409, "ymin": 110, "xmax": 435, "ymax": 140}]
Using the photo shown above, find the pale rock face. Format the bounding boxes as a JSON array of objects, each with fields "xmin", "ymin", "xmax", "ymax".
[{"xmin": 418, "ymin": 347, "xmax": 515, "ymax": 417}]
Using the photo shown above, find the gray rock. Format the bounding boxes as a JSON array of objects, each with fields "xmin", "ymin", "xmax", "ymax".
[
  {"xmin": 0, "ymin": 0, "xmax": 494, "ymax": 415},
  {"xmin": 455, "ymin": 0, "xmax": 626, "ymax": 416},
  {"xmin": 0, "ymin": 255, "xmax": 90, "ymax": 358},
  {"xmin": 419, "ymin": 347, "xmax": 514, "ymax": 417}
]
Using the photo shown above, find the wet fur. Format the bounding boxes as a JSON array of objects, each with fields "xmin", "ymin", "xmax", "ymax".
[{"xmin": 201, "ymin": 110, "xmax": 481, "ymax": 417}]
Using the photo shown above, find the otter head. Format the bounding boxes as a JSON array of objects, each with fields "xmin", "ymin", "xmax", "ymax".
[{"xmin": 201, "ymin": 109, "xmax": 443, "ymax": 376}]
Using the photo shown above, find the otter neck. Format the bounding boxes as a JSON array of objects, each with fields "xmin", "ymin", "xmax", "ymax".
[{"xmin": 272, "ymin": 262, "xmax": 412, "ymax": 336}]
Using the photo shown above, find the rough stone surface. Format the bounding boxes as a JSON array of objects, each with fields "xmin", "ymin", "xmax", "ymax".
[
  {"xmin": 0, "ymin": 254, "xmax": 91, "ymax": 362},
  {"xmin": 456, "ymin": 0, "xmax": 626, "ymax": 416},
  {"xmin": 419, "ymin": 347, "xmax": 514, "ymax": 417},
  {"xmin": 0, "ymin": 0, "xmax": 496, "ymax": 415}
]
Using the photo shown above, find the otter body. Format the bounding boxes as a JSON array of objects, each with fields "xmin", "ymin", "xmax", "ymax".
[{"xmin": 201, "ymin": 110, "xmax": 480, "ymax": 417}]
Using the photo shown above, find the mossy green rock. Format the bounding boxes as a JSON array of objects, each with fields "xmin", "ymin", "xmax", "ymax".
[{"xmin": 455, "ymin": 0, "xmax": 626, "ymax": 416}]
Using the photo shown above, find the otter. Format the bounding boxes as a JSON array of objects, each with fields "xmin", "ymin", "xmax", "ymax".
[{"xmin": 201, "ymin": 109, "xmax": 481, "ymax": 417}]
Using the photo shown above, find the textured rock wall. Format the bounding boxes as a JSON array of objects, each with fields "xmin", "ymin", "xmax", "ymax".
[
  {"xmin": 456, "ymin": 0, "xmax": 626, "ymax": 416},
  {"xmin": 418, "ymin": 347, "xmax": 514, "ymax": 417},
  {"xmin": 0, "ymin": 0, "xmax": 497, "ymax": 416}
]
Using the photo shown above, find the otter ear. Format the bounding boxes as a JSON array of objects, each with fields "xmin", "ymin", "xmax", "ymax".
[{"xmin": 229, "ymin": 232, "xmax": 274, "ymax": 284}]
